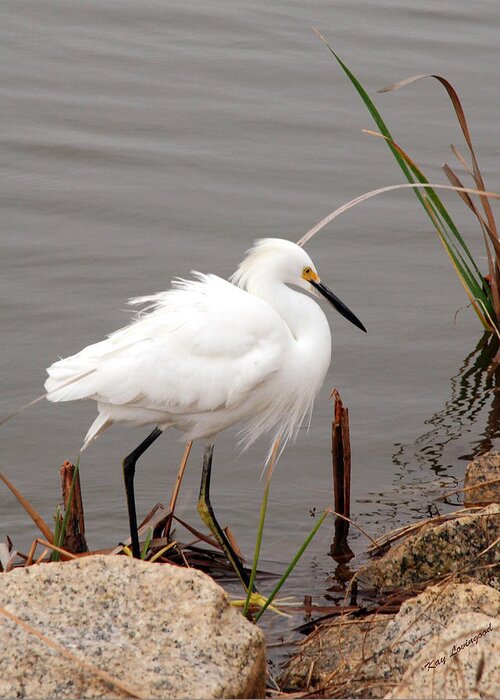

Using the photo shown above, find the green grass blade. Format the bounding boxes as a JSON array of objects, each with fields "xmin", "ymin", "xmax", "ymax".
[
  {"xmin": 403, "ymin": 157, "xmax": 483, "ymax": 280},
  {"xmin": 386, "ymin": 135, "xmax": 484, "ymax": 279},
  {"xmin": 320, "ymin": 35, "xmax": 480, "ymax": 276},
  {"xmin": 141, "ymin": 527, "xmax": 153, "ymax": 560},
  {"xmin": 243, "ymin": 475, "xmax": 271, "ymax": 616},
  {"xmin": 423, "ymin": 198, "xmax": 493, "ymax": 327},
  {"xmin": 254, "ymin": 509, "xmax": 330, "ymax": 623},
  {"xmin": 52, "ymin": 457, "xmax": 81, "ymax": 562},
  {"xmin": 149, "ymin": 540, "xmax": 176, "ymax": 563},
  {"xmin": 314, "ymin": 31, "xmax": 418, "ymax": 189},
  {"xmin": 51, "ymin": 506, "xmax": 62, "ymax": 562},
  {"xmin": 243, "ymin": 438, "xmax": 281, "ymax": 615}
]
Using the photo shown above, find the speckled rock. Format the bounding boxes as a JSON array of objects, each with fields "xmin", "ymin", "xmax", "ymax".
[
  {"xmin": 359, "ymin": 504, "xmax": 500, "ymax": 591},
  {"xmin": 464, "ymin": 451, "xmax": 500, "ymax": 506},
  {"xmin": 374, "ymin": 580, "xmax": 499, "ymax": 679},
  {"xmin": 280, "ymin": 581, "xmax": 499, "ymax": 699},
  {"xmin": 0, "ymin": 555, "xmax": 266, "ymax": 699},
  {"xmin": 385, "ymin": 612, "xmax": 499, "ymax": 698}
]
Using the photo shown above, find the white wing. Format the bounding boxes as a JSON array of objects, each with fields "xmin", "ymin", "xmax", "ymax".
[{"xmin": 45, "ymin": 274, "xmax": 291, "ymax": 416}]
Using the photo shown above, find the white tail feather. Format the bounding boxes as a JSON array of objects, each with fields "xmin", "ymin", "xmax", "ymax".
[{"xmin": 82, "ymin": 412, "xmax": 112, "ymax": 450}]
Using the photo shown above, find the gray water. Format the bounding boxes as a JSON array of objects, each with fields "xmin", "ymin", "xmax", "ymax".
[{"xmin": 1, "ymin": 0, "xmax": 499, "ymax": 650}]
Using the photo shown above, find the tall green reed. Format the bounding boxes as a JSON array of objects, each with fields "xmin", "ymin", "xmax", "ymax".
[{"xmin": 314, "ymin": 30, "xmax": 500, "ymax": 334}]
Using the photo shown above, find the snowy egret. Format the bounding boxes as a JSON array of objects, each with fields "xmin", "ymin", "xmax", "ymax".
[{"xmin": 45, "ymin": 238, "xmax": 365, "ymax": 586}]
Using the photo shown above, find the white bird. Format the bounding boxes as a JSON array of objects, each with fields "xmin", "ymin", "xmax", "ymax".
[{"xmin": 45, "ymin": 238, "xmax": 365, "ymax": 586}]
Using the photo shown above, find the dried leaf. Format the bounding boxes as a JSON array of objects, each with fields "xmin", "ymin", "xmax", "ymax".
[
  {"xmin": 0, "ymin": 540, "xmax": 16, "ymax": 573},
  {"xmin": 443, "ymin": 164, "xmax": 500, "ymax": 322},
  {"xmin": 379, "ymin": 73, "xmax": 498, "ymax": 240},
  {"xmin": 297, "ymin": 182, "xmax": 500, "ymax": 248},
  {"xmin": 172, "ymin": 514, "xmax": 221, "ymax": 550}
]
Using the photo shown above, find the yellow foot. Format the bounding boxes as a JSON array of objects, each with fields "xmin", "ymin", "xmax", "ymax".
[{"xmin": 231, "ymin": 592, "xmax": 293, "ymax": 617}]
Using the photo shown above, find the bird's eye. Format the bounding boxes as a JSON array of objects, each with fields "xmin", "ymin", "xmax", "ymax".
[{"xmin": 302, "ymin": 266, "xmax": 313, "ymax": 279}]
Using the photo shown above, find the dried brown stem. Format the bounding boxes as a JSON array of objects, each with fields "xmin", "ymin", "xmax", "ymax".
[
  {"xmin": 165, "ymin": 441, "xmax": 192, "ymax": 540},
  {"xmin": 60, "ymin": 460, "xmax": 88, "ymax": 554},
  {"xmin": 36, "ymin": 538, "xmax": 78, "ymax": 560},
  {"xmin": 331, "ymin": 389, "xmax": 351, "ymax": 519},
  {"xmin": 0, "ymin": 472, "xmax": 53, "ymax": 543}
]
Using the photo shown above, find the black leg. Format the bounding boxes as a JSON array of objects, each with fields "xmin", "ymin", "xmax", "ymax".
[
  {"xmin": 197, "ymin": 442, "xmax": 255, "ymax": 592},
  {"xmin": 123, "ymin": 427, "xmax": 163, "ymax": 558}
]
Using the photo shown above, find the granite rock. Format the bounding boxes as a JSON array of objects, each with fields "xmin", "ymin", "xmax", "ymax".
[
  {"xmin": 386, "ymin": 612, "xmax": 499, "ymax": 698},
  {"xmin": 359, "ymin": 504, "xmax": 500, "ymax": 591},
  {"xmin": 374, "ymin": 580, "xmax": 499, "ymax": 678},
  {"xmin": 280, "ymin": 581, "xmax": 499, "ymax": 699},
  {"xmin": 0, "ymin": 555, "xmax": 266, "ymax": 699},
  {"xmin": 464, "ymin": 451, "xmax": 500, "ymax": 506}
]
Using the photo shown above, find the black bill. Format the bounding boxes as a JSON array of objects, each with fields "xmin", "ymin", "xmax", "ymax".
[{"xmin": 311, "ymin": 279, "xmax": 367, "ymax": 333}]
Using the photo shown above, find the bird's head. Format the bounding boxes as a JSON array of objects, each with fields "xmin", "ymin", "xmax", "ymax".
[{"xmin": 231, "ymin": 238, "xmax": 366, "ymax": 332}]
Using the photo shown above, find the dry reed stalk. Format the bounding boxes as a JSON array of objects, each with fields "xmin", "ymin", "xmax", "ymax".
[
  {"xmin": 330, "ymin": 390, "xmax": 353, "ymax": 560},
  {"xmin": 331, "ymin": 389, "xmax": 351, "ymax": 519},
  {"xmin": 224, "ymin": 525, "xmax": 244, "ymax": 561},
  {"xmin": 110, "ymin": 503, "xmax": 170, "ymax": 556},
  {"xmin": 168, "ymin": 441, "xmax": 192, "ymax": 512},
  {"xmin": 165, "ymin": 441, "xmax": 192, "ymax": 540},
  {"xmin": 36, "ymin": 538, "xmax": 78, "ymax": 560},
  {"xmin": 328, "ymin": 510, "xmax": 380, "ymax": 550},
  {"xmin": 0, "ymin": 472, "xmax": 53, "ymax": 542},
  {"xmin": 171, "ymin": 514, "xmax": 221, "ymax": 550},
  {"xmin": 34, "ymin": 548, "xmax": 49, "ymax": 565},
  {"xmin": 137, "ymin": 502, "xmax": 170, "ymax": 536},
  {"xmin": 59, "ymin": 460, "xmax": 88, "ymax": 554},
  {"xmin": 366, "ymin": 505, "xmax": 484, "ymax": 553},
  {"xmin": 440, "ymin": 476, "xmax": 500, "ymax": 501}
]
